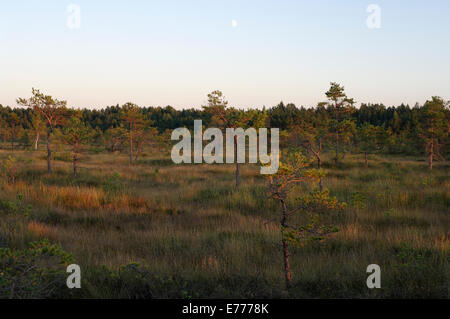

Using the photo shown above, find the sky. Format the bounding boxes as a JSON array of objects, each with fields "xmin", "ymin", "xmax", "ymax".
[{"xmin": 0, "ymin": 0, "xmax": 449, "ymax": 110}]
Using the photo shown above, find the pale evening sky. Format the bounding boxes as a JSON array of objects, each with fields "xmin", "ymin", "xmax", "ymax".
[{"xmin": 0, "ymin": 0, "xmax": 449, "ymax": 109}]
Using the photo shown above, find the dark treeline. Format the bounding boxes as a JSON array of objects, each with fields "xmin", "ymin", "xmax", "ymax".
[
  {"xmin": 0, "ymin": 85, "xmax": 448, "ymax": 167},
  {"xmin": 35, "ymin": 102, "xmax": 428, "ymax": 132},
  {"xmin": 0, "ymin": 101, "xmax": 432, "ymax": 133},
  {"xmin": 1, "ymin": 101, "xmax": 447, "ymax": 154}
]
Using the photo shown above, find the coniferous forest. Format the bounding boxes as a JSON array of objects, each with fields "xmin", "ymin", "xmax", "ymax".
[{"xmin": 1, "ymin": 87, "xmax": 449, "ymax": 160}]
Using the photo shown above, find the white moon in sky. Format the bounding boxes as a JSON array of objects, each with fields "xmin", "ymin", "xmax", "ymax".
[{"xmin": 231, "ymin": 20, "xmax": 238, "ymax": 28}]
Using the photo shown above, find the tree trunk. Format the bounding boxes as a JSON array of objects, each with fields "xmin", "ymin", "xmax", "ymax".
[
  {"xmin": 282, "ymin": 237, "xmax": 291, "ymax": 288},
  {"xmin": 73, "ymin": 156, "xmax": 78, "ymax": 178},
  {"xmin": 47, "ymin": 129, "xmax": 52, "ymax": 174},
  {"xmin": 364, "ymin": 152, "xmax": 368, "ymax": 167},
  {"xmin": 34, "ymin": 132, "xmax": 39, "ymax": 150},
  {"xmin": 281, "ymin": 200, "xmax": 292, "ymax": 289},
  {"xmin": 234, "ymin": 135, "xmax": 240, "ymax": 187}
]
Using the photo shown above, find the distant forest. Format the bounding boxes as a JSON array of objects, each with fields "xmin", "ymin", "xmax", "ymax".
[{"xmin": 0, "ymin": 87, "xmax": 449, "ymax": 159}]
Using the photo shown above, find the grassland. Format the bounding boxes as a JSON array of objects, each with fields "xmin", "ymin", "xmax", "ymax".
[{"xmin": 0, "ymin": 147, "xmax": 448, "ymax": 298}]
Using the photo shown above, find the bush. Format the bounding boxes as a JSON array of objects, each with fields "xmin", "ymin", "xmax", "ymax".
[
  {"xmin": 0, "ymin": 194, "xmax": 32, "ymax": 217},
  {"xmin": 102, "ymin": 172, "xmax": 126, "ymax": 194},
  {"xmin": 77, "ymin": 263, "xmax": 284, "ymax": 299},
  {"xmin": 0, "ymin": 239, "xmax": 74, "ymax": 299},
  {"xmin": 0, "ymin": 156, "xmax": 19, "ymax": 184},
  {"xmin": 387, "ymin": 244, "xmax": 448, "ymax": 298}
]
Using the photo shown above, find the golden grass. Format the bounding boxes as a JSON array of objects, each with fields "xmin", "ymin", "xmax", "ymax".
[
  {"xmin": 0, "ymin": 148, "xmax": 448, "ymax": 297},
  {"xmin": 27, "ymin": 221, "xmax": 57, "ymax": 240}
]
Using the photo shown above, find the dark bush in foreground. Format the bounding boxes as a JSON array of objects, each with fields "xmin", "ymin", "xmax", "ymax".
[{"xmin": 0, "ymin": 240, "xmax": 73, "ymax": 299}]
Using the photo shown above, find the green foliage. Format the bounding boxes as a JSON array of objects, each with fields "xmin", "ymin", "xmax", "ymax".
[
  {"xmin": 101, "ymin": 172, "xmax": 126, "ymax": 195},
  {"xmin": 0, "ymin": 155, "xmax": 19, "ymax": 184},
  {"xmin": 300, "ymin": 189, "xmax": 347, "ymax": 212},
  {"xmin": 350, "ymin": 192, "xmax": 366, "ymax": 209},
  {"xmin": 104, "ymin": 126, "xmax": 128, "ymax": 152},
  {"xmin": 62, "ymin": 113, "xmax": 93, "ymax": 147},
  {"xmin": 0, "ymin": 239, "xmax": 73, "ymax": 299},
  {"xmin": 388, "ymin": 243, "xmax": 448, "ymax": 298},
  {"xmin": 357, "ymin": 123, "xmax": 385, "ymax": 154},
  {"xmin": 418, "ymin": 96, "xmax": 449, "ymax": 165},
  {"xmin": 266, "ymin": 148, "xmax": 346, "ymax": 287},
  {"xmin": 283, "ymin": 189, "xmax": 345, "ymax": 245},
  {"xmin": 16, "ymin": 88, "xmax": 68, "ymax": 131},
  {"xmin": 320, "ymin": 82, "xmax": 357, "ymax": 163},
  {"xmin": 0, "ymin": 194, "xmax": 32, "ymax": 218}
]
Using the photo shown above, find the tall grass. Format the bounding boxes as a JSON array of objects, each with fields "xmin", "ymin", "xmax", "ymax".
[{"xmin": 0, "ymin": 149, "xmax": 448, "ymax": 298}]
